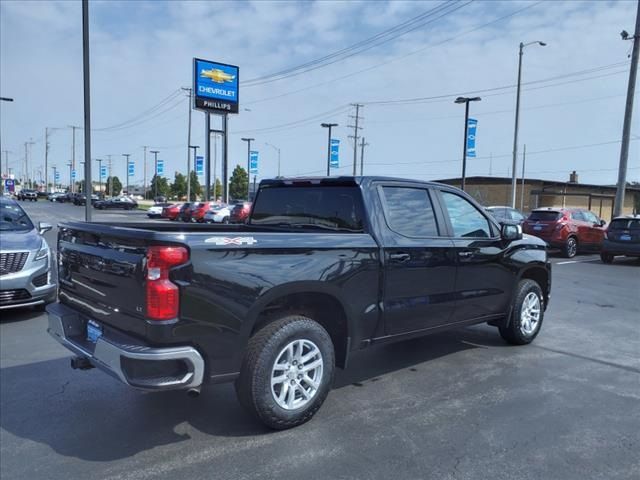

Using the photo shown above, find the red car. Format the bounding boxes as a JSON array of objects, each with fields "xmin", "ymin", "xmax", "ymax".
[
  {"xmin": 189, "ymin": 202, "xmax": 212, "ymax": 223},
  {"xmin": 230, "ymin": 202, "xmax": 252, "ymax": 223},
  {"xmin": 161, "ymin": 203, "xmax": 182, "ymax": 221},
  {"xmin": 522, "ymin": 208, "xmax": 606, "ymax": 258}
]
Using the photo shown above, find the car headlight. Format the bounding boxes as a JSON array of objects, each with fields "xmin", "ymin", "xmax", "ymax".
[{"xmin": 35, "ymin": 238, "xmax": 50, "ymax": 261}]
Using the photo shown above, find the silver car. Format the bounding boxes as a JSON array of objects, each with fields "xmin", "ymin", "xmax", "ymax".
[{"xmin": 0, "ymin": 197, "xmax": 56, "ymax": 310}]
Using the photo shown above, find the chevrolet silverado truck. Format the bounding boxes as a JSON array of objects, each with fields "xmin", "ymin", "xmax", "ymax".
[{"xmin": 47, "ymin": 177, "xmax": 551, "ymax": 429}]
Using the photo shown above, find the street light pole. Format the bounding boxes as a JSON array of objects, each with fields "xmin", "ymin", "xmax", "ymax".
[
  {"xmin": 187, "ymin": 145, "xmax": 200, "ymax": 202},
  {"xmin": 150, "ymin": 150, "xmax": 159, "ymax": 200},
  {"xmin": 0, "ymin": 97, "xmax": 13, "ymax": 191},
  {"xmin": 96, "ymin": 158, "xmax": 103, "ymax": 196},
  {"xmin": 241, "ymin": 138, "xmax": 254, "ymax": 200},
  {"xmin": 321, "ymin": 123, "xmax": 338, "ymax": 176},
  {"xmin": 265, "ymin": 143, "xmax": 281, "ymax": 177},
  {"xmin": 67, "ymin": 163, "xmax": 73, "ymax": 191},
  {"xmin": 613, "ymin": 6, "xmax": 640, "ymax": 217},
  {"xmin": 511, "ymin": 40, "xmax": 546, "ymax": 207},
  {"xmin": 122, "ymin": 153, "xmax": 131, "ymax": 196},
  {"xmin": 454, "ymin": 96, "xmax": 481, "ymax": 191}
]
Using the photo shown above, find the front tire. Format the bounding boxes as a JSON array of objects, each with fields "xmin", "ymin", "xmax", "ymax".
[
  {"xmin": 563, "ymin": 236, "xmax": 578, "ymax": 258},
  {"xmin": 499, "ymin": 279, "xmax": 544, "ymax": 345},
  {"xmin": 235, "ymin": 315, "xmax": 335, "ymax": 430}
]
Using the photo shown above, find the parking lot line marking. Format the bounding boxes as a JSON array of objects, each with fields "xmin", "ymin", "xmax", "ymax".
[{"xmin": 556, "ymin": 259, "xmax": 601, "ymax": 265}]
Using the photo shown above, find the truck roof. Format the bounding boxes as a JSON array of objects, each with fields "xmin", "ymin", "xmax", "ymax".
[{"xmin": 260, "ymin": 176, "xmax": 449, "ymax": 188}]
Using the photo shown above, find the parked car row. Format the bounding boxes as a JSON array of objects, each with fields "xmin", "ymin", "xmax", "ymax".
[
  {"xmin": 152, "ymin": 201, "xmax": 251, "ymax": 224},
  {"xmin": 484, "ymin": 205, "xmax": 639, "ymax": 263}
]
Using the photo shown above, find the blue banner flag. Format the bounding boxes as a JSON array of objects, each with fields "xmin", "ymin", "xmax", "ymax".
[
  {"xmin": 249, "ymin": 151, "xmax": 259, "ymax": 174},
  {"xmin": 100, "ymin": 166, "xmax": 107, "ymax": 179},
  {"xmin": 71, "ymin": 170, "xmax": 77, "ymax": 180},
  {"xmin": 195, "ymin": 156, "xmax": 204, "ymax": 176},
  {"xmin": 330, "ymin": 139, "xmax": 340, "ymax": 168},
  {"xmin": 156, "ymin": 160, "xmax": 164, "ymax": 176},
  {"xmin": 128, "ymin": 161, "xmax": 135, "ymax": 177},
  {"xmin": 55, "ymin": 171, "xmax": 61, "ymax": 182},
  {"xmin": 466, "ymin": 118, "xmax": 478, "ymax": 158}
]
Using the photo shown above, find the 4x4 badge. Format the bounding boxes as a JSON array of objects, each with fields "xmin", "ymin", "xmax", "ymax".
[{"xmin": 205, "ymin": 236, "xmax": 258, "ymax": 246}]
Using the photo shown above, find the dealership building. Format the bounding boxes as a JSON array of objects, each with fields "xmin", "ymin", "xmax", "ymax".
[{"xmin": 435, "ymin": 172, "xmax": 640, "ymax": 221}]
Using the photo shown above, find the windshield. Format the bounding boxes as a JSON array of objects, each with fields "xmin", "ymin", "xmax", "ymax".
[
  {"xmin": 0, "ymin": 200, "xmax": 34, "ymax": 232},
  {"xmin": 250, "ymin": 186, "xmax": 365, "ymax": 232}
]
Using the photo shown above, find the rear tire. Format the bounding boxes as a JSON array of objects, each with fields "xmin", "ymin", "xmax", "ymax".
[
  {"xmin": 563, "ymin": 236, "xmax": 578, "ymax": 258},
  {"xmin": 223, "ymin": 216, "xmax": 230, "ymax": 224},
  {"xmin": 600, "ymin": 252, "xmax": 614, "ymax": 264},
  {"xmin": 499, "ymin": 279, "xmax": 544, "ymax": 345},
  {"xmin": 235, "ymin": 315, "xmax": 335, "ymax": 430}
]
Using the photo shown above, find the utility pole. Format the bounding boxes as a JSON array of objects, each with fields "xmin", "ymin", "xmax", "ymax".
[
  {"xmin": 51, "ymin": 165, "xmax": 57, "ymax": 191},
  {"xmin": 142, "ymin": 146, "xmax": 148, "ymax": 199},
  {"xmin": 122, "ymin": 153, "xmax": 131, "ymax": 195},
  {"xmin": 188, "ymin": 145, "xmax": 199, "ymax": 201},
  {"xmin": 614, "ymin": 3, "xmax": 640, "ymax": 217},
  {"xmin": 520, "ymin": 144, "xmax": 527, "ymax": 211},
  {"xmin": 241, "ymin": 138, "xmax": 254, "ymax": 200},
  {"xmin": 321, "ymin": 123, "xmax": 338, "ymax": 176},
  {"xmin": 510, "ymin": 40, "xmax": 546, "ymax": 207},
  {"xmin": 0, "ymin": 97, "xmax": 14, "ymax": 189},
  {"xmin": 182, "ymin": 87, "xmax": 193, "ymax": 203},
  {"xmin": 348, "ymin": 104, "xmax": 363, "ymax": 176},
  {"xmin": 45, "ymin": 128, "xmax": 50, "ymax": 191},
  {"xmin": 150, "ymin": 150, "xmax": 159, "ymax": 199},
  {"xmin": 67, "ymin": 162, "xmax": 73, "ymax": 191},
  {"xmin": 68, "ymin": 125, "xmax": 81, "ymax": 193},
  {"xmin": 82, "ymin": 0, "xmax": 92, "ymax": 221},
  {"xmin": 359, "ymin": 137, "xmax": 369, "ymax": 176}
]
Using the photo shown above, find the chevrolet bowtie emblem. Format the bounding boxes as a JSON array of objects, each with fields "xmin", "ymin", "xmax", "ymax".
[{"xmin": 200, "ymin": 68, "xmax": 236, "ymax": 84}]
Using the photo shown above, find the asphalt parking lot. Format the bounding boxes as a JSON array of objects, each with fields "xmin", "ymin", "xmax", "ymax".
[{"xmin": 1, "ymin": 200, "xmax": 639, "ymax": 480}]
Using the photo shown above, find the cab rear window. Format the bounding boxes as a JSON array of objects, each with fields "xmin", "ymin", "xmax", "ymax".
[{"xmin": 528, "ymin": 211, "xmax": 562, "ymax": 221}]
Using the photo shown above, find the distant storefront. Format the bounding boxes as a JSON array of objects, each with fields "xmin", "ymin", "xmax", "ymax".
[{"xmin": 435, "ymin": 173, "xmax": 639, "ymax": 222}]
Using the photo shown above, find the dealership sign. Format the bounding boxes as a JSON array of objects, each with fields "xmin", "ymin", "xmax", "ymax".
[{"xmin": 193, "ymin": 58, "xmax": 239, "ymax": 114}]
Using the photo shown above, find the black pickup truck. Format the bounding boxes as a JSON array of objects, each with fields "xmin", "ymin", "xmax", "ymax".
[{"xmin": 47, "ymin": 177, "xmax": 551, "ymax": 429}]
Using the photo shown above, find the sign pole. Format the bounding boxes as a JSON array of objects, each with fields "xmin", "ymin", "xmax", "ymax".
[
  {"xmin": 223, "ymin": 114, "xmax": 229, "ymax": 204},
  {"xmin": 205, "ymin": 113, "xmax": 211, "ymax": 201}
]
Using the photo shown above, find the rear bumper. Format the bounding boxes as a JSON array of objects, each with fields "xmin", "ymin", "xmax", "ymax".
[
  {"xmin": 602, "ymin": 239, "xmax": 640, "ymax": 256},
  {"xmin": 46, "ymin": 302, "xmax": 204, "ymax": 391}
]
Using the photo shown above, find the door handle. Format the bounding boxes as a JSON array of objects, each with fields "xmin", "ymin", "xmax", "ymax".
[
  {"xmin": 389, "ymin": 253, "xmax": 411, "ymax": 263},
  {"xmin": 458, "ymin": 250, "xmax": 474, "ymax": 258}
]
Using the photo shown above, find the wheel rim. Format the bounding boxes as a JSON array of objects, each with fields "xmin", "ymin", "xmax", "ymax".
[
  {"xmin": 520, "ymin": 292, "xmax": 541, "ymax": 336},
  {"xmin": 271, "ymin": 339, "xmax": 323, "ymax": 410},
  {"xmin": 567, "ymin": 238, "xmax": 577, "ymax": 257}
]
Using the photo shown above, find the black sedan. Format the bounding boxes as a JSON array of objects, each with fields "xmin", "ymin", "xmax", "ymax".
[{"xmin": 93, "ymin": 197, "xmax": 138, "ymax": 210}]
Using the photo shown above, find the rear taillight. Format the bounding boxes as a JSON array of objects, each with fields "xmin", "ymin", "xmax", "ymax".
[{"xmin": 146, "ymin": 246, "xmax": 189, "ymax": 321}]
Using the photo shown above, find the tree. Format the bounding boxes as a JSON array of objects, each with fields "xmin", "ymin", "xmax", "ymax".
[
  {"xmin": 229, "ymin": 165, "xmax": 248, "ymax": 200},
  {"xmin": 150, "ymin": 174, "xmax": 170, "ymax": 199},
  {"xmin": 209, "ymin": 178, "xmax": 223, "ymax": 200},
  {"xmin": 189, "ymin": 171, "xmax": 202, "ymax": 201},
  {"xmin": 105, "ymin": 176, "xmax": 122, "ymax": 196},
  {"xmin": 170, "ymin": 172, "xmax": 187, "ymax": 199}
]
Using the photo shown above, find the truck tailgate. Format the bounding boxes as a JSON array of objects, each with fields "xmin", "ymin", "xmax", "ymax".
[{"xmin": 57, "ymin": 224, "xmax": 154, "ymax": 338}]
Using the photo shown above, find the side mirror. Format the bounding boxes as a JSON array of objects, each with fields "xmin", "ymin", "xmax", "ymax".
[
  {"xmin": 599, "ymin": 219, "xmax": 606, "ymax": 227},
  {"xmin": 39, "ymin": 222, "xmax": 53, "ymax": 235},
  {"xmin": 501, "ymin": 223, "xmax": 522, "ymax": 241}
]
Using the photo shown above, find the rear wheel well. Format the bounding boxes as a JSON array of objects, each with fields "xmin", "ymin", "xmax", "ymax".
[{"xmin": 252, "ymin": 292, "xmax": 349, "ymax": 368}]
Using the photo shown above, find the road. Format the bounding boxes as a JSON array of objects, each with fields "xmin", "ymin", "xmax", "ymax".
[{"xmin": 1, "ymin": 200, "xmax": 639, "ymax": 480}]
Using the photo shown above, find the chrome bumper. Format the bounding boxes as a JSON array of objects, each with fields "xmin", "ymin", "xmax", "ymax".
[{"xmin": 46, "ymin": 303, "xmax": 204, "ymax": 391}]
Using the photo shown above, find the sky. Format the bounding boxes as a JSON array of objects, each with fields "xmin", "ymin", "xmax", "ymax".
[{"xmin": 0, "ymin": 0, "xmax": 638, "ymax": 190}]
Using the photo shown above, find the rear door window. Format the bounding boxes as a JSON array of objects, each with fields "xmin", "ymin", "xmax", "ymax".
[
  {"xmin": 441, "ymin": 191, "xmax": 492, "ymax": 238},
  {"xmin": 380, "ymin": 186, "xmax": 439, "ymax": 237}
]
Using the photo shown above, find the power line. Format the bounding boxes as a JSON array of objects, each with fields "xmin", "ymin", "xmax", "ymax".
[
  {"xmin": 231, "ymin": 105, "xmax": 351, "ymax": 135},
  {"xmin": 244, "ymin": 1, "xmax": 542, "ymax": 105},
  {"xmin": 242, "ymin": 1, "xmax": 472, "ymax": 87}
]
